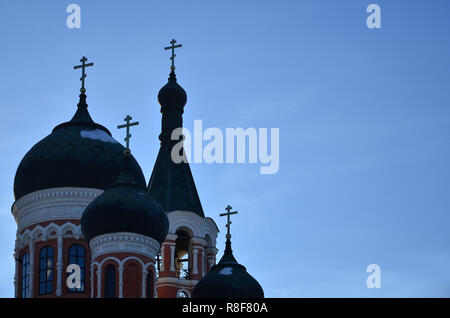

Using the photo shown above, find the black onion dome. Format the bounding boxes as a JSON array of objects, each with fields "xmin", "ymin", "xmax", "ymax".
[
  {"xmin": 192, "ymin": 239, "xmax": 264, "ymax": 298},
  {"xmin": 157, "ymin": 71, "xmax": 187, "ymax": 107},
  {"xmin": 81, "ymin": 155, "xmax": 169, "ymax": 244},
  {"xmin": 13, "ymin": 94, "xmax": 146, "ymax": 200}
]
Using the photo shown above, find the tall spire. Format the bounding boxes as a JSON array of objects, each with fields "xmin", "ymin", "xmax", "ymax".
[{"xmin": 148, "ymin": 40, "xmax": 204, "ymax": 217}]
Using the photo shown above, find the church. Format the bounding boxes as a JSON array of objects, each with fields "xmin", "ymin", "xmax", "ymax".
[{"xmin": 11, "ymin": 40, "xmax": 264, "ymax": 298}]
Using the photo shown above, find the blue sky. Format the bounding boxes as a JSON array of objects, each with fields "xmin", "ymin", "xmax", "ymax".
[{"xmin": 1, "ymin": 0, "xmax": 450, "ymax": 297}]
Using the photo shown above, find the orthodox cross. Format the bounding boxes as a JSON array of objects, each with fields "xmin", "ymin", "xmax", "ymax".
[
  {"xmin": 164, "ymin": 39, "xmax": 182, "ymax": 71},
  {"xmin": 220, "ymin": 205, "xmax": 238, "ymax": 238},
  {"xmin": 73, "ymin": 56, "xmax": 94, "ymax": 93},
  {"xmin": 117, "ymin": 115, "xmax": 139, "ymax": 150}
]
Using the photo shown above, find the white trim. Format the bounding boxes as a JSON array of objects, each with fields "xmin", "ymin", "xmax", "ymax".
[
  {"xmin": 56, "ymin": 236, "xmax": 63, "ymax": 296},
  {"xmin": 190, "ymin": 237, "xmax": 207, "ymax": 246},
  {"xmin": 89, "ymin": 232, "xmax": 160, "ymax": 260},
  {"xmin": 94, "ymin": 257, "xmax": 121, "ymax": 298},
  {"xmin": 91, "ymin": 257, "xmax": 156, "ymax": 298},
  {"xmin": 167, "ymin": 211, "xmax": 218, "ymax": 247},
  {"xmin": 144, "ymin": 263, "xmax": 157, "ymax": 298},
  {"xmin": 118, "ymin": 265, "xmax": 124, "ymax": 298},
  {"xmin": 96, "ymin": 266, "xmax": 102, "ymax": 298},
  {"xmin": 122, "ymin": 256, "xmax": 145, "ymax": 268},
  {"xmin": 156, "ymin": 276, "xmax": 199, "ymax": 288},
  {"xmin": 141, "ymin": 270, "xmax": 147, "ymax": 298},
  {"xmin": 167, "ymin": 211, "xmax": 219, "ymax": 246},
  {"xmin": 16, "ymin": 222, "xmax": 82, "ymax": 249},
  {"xmin": 192, "ymin": 248, "xmax": 199, "ymax": 275},
  {"xmin": 90, "ymin": 263, "xmax": 94, "ymax": 298},
  {"xmin": 12, "ymin": 187, "xmax": 102, "ymax": 232},
  {"xmin": 165, "ymin": 233, "xmax": 177, "ymax": 241},
  {"xmin": 160, "ymin": 245, "xmax": 165, "ymax": 272},
  {"xmin": 170, "ymin": 245, "xmax": 175, "ymax": 272},
  {"xmin": 202, "ymin": 249, "xmax": 206, "ymax": 276},
  {"xmin": 28, "ymin": 240, "xmax": 34, "ymax": 298}
]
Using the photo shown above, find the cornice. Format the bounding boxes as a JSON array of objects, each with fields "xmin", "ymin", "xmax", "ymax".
[
  {"xmin": 89, "ymin": 232, "xmax": 160, "ymax": 260},
  {"xmin": 12, "ymin": 187, "xmax": 102, "ymax": 231}
]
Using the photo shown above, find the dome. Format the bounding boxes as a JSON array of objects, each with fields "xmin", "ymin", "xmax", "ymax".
[
  {"xmin": 192, "ymin": 239, "xmax": 264, "ymax": 298},
  {"xmin": 13, "ymin": 94, "xmax": 146, "ymax": 200},
  {"xmin": 157, "ymin": 71, "xmax": 187, "ymax": 108},
  {"xmin": 81, "ymin": 155, "xmax": 169, "ymax": 244}
]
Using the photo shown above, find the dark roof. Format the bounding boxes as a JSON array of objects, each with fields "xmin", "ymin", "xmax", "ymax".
[
  {"xmin": 147, "ymin": 71, "xmax": 204, "ymax": 217},
  {"xmin": 192, "ymin": 239, "xmax": 264, "ymax": 298},
  {"xmin": 148, "ymin": 144, "xmax": 205, "ymax": 217},
  {"xmin": 14, "ymin": 93, "xmax": 146, "ymax": 200},
  {"xmin": 157, "ymin": 70, "xmax": 187, "ymax": 108},
  {"xmin": 81, "ymin": 154, "xmax": 169, "ymax": 243}
]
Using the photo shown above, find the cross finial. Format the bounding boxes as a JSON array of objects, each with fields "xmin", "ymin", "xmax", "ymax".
[
  {"xmin": 73, "ymin": 56, "xmax": 94, "ymax": 93},
  {"xmin": 220, "ymin": 205, "xmax": 238, "ymax": 239},
  {"xmin": 117, "ymin": 115, "xmax": 139, "ymax": 151},
  {"xmin": 164, "ymin": 39, "xmax": 182, "ymax": 71}
]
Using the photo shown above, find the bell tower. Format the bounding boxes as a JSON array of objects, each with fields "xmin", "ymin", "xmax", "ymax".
[{"xmin": 148, "ymin": 39, "xmax": 219, "ymax": 298}]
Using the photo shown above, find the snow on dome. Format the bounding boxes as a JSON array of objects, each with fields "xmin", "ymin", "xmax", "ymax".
[
  {"xmin": 80, "ymin": 129, "xmax": 118, "ymax": 144},
  {"xmin": 219, "ymin": 267, "xmax": 233, "ymax": 276}
]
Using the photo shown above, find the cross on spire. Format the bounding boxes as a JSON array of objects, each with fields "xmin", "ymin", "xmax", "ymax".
[
  {"xmin": 220, "ymin": 205, "xmax": 238, "ymax": 239},
  {"xmin": 164, "ymin": 39, "xmax": 182, "ymax": 71},
  {"xmin": 117, "ymin": 115, "xmax": 139, "ymax": 151},
  {"xmin": 73, "ymin": 56, "xmax": 94, "ymax": 93}
]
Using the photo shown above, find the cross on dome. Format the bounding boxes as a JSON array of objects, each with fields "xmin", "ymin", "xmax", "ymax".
[
  {"xmin": 220, "ymin": 205, "xmax": 238, "ymax": 239},
  {"xmin": 164, "ymin": 39, "xmax": 182, "ymax": 71},
  {"xmin": 117, "ymin": 115, "xmax": 139, "ymax": 152},
  {"xmin": 73, "ymin": 56, "xmax": 94, "ymax": 93}
]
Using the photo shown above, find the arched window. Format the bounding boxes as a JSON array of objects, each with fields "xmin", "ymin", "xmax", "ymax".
[
  {"xmin": 67, "ymin": 244, "xmax": 85, "ymax": 293},
  {"xmin": 21, "ymin": 253, "xmax": 30, "ymax": 298},
  {"xmin": 175, "ymin": 229, "xmax": 191, "ymax": 279},
  {"xmin": 124, "ymin": 262, "xmax": 140, "ymax": 298},
  {"xmin": 39, "ymin": 246, "xmax": 54, "ymax": 295},
  {"xmin": 104, "ymin": 264, "xmax": 116, "ymax": 298}
]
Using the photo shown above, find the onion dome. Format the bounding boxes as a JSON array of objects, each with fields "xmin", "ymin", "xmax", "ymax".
[
  {"xmin": 192, "ymin": 237, "xmax": 264, "ymax": 298},
  {"xmin": 13, "ymin": 93, "xmax": 146, "ymax": 200},
  {"xmin": 81, "ymin": 152, "xmax": 169, "ymax": 244},
  {"xmin": 157, "ymin": 71, "xmax": 187, "ymax": 108}
]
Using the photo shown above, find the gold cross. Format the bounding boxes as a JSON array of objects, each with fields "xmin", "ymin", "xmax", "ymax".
[
  {"xmin": 117, "ymin": 115, "xmax": 139, "ymax": 150},
  {"xmin": 164, "ymin": 39, "xmax": 182, "ymax": 71},
  {"xmin": 73, "ymin": 56, "xmax": 94, "ymax": 93},
  {"xmin": 220, "ymin": 205, "xmax": 238, "ymax": 238}
]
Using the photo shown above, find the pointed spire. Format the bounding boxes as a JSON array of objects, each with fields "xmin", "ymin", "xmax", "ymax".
[
  {"xmin": 148, "ymin": 41, "xmax": 204, "ymax": 217},
  {"xmin": 218, "ymin": 235, "xmax": 238, "ymax": 264},
  {"xmin": 70, "ymin": 93, "xmax": 94, "ymax": 123}
]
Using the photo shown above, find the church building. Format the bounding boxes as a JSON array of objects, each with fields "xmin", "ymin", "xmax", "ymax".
[{"xmin": 11, "ymin": 41, "xmax": 263, "ymax": 298}]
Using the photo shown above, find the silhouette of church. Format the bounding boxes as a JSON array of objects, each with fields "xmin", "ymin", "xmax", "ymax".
[{"xmin": 11, "ymin": 41, "xmax": 263, "ymax": 298}]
